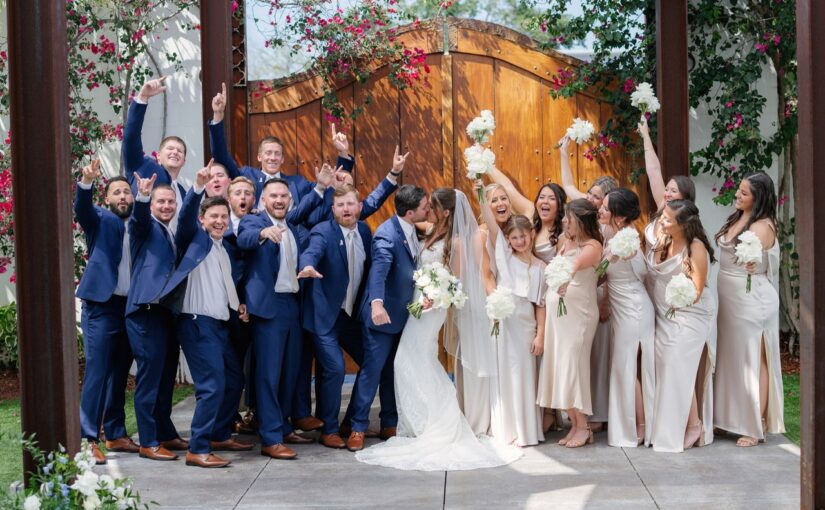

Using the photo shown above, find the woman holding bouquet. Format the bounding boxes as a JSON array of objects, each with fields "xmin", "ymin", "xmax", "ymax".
[
  {"xmin": 646, "ymin": 200, "xmax": 717, "ymax": 452},
  {"xmin": 713, "ymin": 172, "xmax": 785, "ymax": 446},
  {"xmin": 598, "ymin": 189, "xmax": 655, "ymax": 447},
  {"xmin": 537, "ymin": 199, "xmax": 603, "ymax": 448}
]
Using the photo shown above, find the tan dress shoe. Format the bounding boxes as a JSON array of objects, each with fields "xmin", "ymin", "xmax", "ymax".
[
  {"xmin": 185, "ymin": 452, "xmax": 231, "ymax": 468},
  {"xmin": 159, "ymin": 438, "xmax": 189, "ymax": 451},
  {"xmin": 139, "ymin": 446, "xmax": 178, "ymax": 461},
  {"xmin": 284, "ymin": 432, "xmax": 314, "ymax": 444},
  {"xmin": 105, "ymin": 437, "xmax": 140, "ymax": 453},
  {"xmin": 379, "ymin": 427, "xmax": 397, "ymax": 440},
  {"xmin": 346, "ymin": 431, "xmax": 365, "ymax": 452},
  {"xmin": 90, "ymin": 442, "xmax": 107, "ymax": 465},
  {"xmin": 210, "ymin": 437, "xmax": 255, "ymax": 451},
  {"xmin": 293, "ymin": 416, "xmax": 324, "ymax": 432},
  {"xmin": 260, "ymin": 444, "xmax": 297, "ymax": 460},
  {"xmin": 319, "ymin": 434, "xmax": 346, "ymax": 449}
]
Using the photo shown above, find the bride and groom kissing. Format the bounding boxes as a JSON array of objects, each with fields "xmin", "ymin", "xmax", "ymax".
[{"xmin": 300, "ymin": 183, "xmax": 521, "ymax": 470}]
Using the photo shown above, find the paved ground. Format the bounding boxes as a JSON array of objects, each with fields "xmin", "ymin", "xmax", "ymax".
[{"xmin": 99, "ymin": 385, "xmax": 800, "ymax": 509}]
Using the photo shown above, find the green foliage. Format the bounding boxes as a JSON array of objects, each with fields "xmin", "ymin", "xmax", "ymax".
[
  {"xmin": 0, "ymin": 303, "xmax": 84, "ymax": 370},
  {"xmin": 783, "ymin": 373, "xmax": 799, "ymax": 445}
]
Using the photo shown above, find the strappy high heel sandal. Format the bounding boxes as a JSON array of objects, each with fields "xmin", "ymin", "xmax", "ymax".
[
  {"xmin": 636, "ymin": 423, "xmax": 645, "ymax": 446},
  {"xmin": 683, "ymin": 420, "xmax": 702, "ymax": 450},
  {"xmin": 565, "ymin": 427, "xmax": 593, "ymax": 448}
]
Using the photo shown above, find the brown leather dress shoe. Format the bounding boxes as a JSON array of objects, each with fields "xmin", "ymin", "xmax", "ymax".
[
  {"xmin": 185, "ymin": 452, "xmax": 231, "ymax": 468},
  {"xmin": 139, "ymin": 446, "xmax": 178, "ymax": 461},
  {"xmin": 210, "ymin": 437, "xmax": 255, "ymax": 451},
  {"xmin": 105, "ymin": 437, "xmax": 140, "ymax": 453},
  {"xmin": 160, "ymin": 438, "xmax": 189, "ymax": 451},
  {"xmin": 284, "ymin": 432, "xmax": 314, "ymax": 444},
  {"xmin": 293, "ymin": 416, "xmax": 324, "ymax": 432},
  {"xmin": 90, "ymin": 442, "xmax": 107, "ymax": 465},
  {"xmin": 260, "ymin": 444, "xmax": 297, "ymax": 460},
  {"xmin": 379, "ymin": 427, "xmax": 397, "ymax": 440},
  {"xmin": 346, "ymin": 431, "xmax": 365, "ymax": 452},
  {"xmin": 319, "ymin": 433, "xmax": 346, "ymax": 449}
]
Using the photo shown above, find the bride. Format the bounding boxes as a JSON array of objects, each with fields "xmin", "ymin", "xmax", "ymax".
[{"xmin": 355, "ymin": 188, "xmax": 522, "ymax": 471}]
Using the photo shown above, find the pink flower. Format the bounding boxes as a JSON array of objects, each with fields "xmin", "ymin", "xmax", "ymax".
[
  {"xmin": 756, "ymin": 42, "xmax": 768, "ymax": 53},
  {"xmin": 725, "ymin": 101, "xmax": 732, "ymax": 108},
  {"xmin": 623, "ymin": 78, "xmax": 636, "ymax": 94},
  {"xmin": 774, "ymin": 35, "xmax": 781, "ymax": 45},
  {"xmin": 722, "ymin": 178, "xmax": 735, "ymax": 190},
  {"xmin": 778, "ymin": 195, "xmax": 789, "ymax": 206},
  {"xmin": 231, "ymin": 0, "xmax": 239, "ymax": 14}
]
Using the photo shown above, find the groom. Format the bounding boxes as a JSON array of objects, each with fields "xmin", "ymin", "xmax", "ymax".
[{"xmin": 346, "ymin": 185, "xmax": 430, "ymax": 452}]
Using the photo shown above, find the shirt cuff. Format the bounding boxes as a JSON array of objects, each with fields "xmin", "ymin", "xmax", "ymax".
[
  {"xmin": 133, "ymin": 96, "xmax": 148, "ymax": 105},
  {"xmin": 386, "ymin": 174, "xmax": 398, "ymax": 186},
  {"xmin": 77, "ymin": 181, "xmax": 93, "ymax": 190},
  {"xmin": 371, "ymin": 299, "xmax": 384, "ymax": 305},
  {"xmin": 136, "ymin": 194, "xmax": 150, "ymax": 203},
  {"xmin": 194, "ymin": 183, "xmax": 205, "ymax": 194},
  {"xmin": 314, "ymin": 187, "xmax": 325, "ymax": 198}
]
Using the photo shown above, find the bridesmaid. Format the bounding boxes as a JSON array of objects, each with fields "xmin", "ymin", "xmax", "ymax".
[
  {"xmin": 537, "ymin": 199, "xmax": 603, "ymax": 449},
  {"xmin": 483, "ymin": 213, "xmax": 548, "ymax": 447},
  {"xmin": 559, "ymin": 136, "xmax": 616, "ymax": 430},
  {"xmin": 598, "ymin": 188, "xmax": 655, "ymax": 447},
  {"xmin": 714, "ymin": 172, "xmax": 785, "ymax": 446},
  {"xmin": 646, "ymin": 200, "xmax": 717, "ymax": 452}
]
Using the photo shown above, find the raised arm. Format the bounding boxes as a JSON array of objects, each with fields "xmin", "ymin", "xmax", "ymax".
[
  {"xmin": 360, "ymin": 146, "xmax": 405, "ymax": 219},
  {"xmin": 559, "ymin": 135, "xmax": 586, "ymax": 201},
  {"xmin": 476, "ymin": 181, "xmax": 502, "ymax": 250},
  {"xmin": 175, "ymin": 162, "xmax": 211, "ymax": 252},
  {"xmin": 638, "ymin": 117, "xmax": 665, "ymax": 209},
  {"xmin": 123, "ymin": 78, "xmax": 167, "ymax": 181},
  {"xmin": 74, "ymin": 160, "xmax": 102, "ymax": 233},
  {"xmin": 486, "ymin": 166, "xmax": 536, "ymax": 218},
  {"xmin": 128, "ymin": 173, "xmax": 158, "ymax": 241},
  {"xmin": 208, "ymin": 82, "xmax": 242, "ymax": 178}
]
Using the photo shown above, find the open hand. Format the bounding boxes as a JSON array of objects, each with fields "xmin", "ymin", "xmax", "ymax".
[{"xmin": 297, "ymin": 266, "xmax": 323, "ymax": 279}]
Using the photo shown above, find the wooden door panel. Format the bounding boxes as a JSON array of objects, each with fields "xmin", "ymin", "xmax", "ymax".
[
  {"xmin": 295, "ymin": 101, "xmax": 322, "ymax": 183},
  {"xmin": 575, "ymin": 94, "xmax": 602, "ymax": 194},
  {"xmin": 543, "ymin": 84, "xmax": 578, "ymax": 188},
  {"xmin": 321, "ymin": 84, "xmax": 356, "ymax": 166},
  {"xmin": 401, "ymin": 54, "xmax": 446, "ymax": 192}
]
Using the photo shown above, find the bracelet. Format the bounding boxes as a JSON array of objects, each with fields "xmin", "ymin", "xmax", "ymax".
[{"xmin": 389, "ymin": 170, "xmax": 402, "ymax": 176}]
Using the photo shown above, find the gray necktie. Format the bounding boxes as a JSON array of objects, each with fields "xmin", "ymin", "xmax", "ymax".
[
  {"xmin": 278, "ymin": 221, "xmax": 299, "ymax": 291},
  {"xmin": 344, "ymin": 230, "xmax": 356, "ymax": 316},
  {"xmin": 410, "ymin": 232, "xmax": 420, "ymax": 263},
  {"xmin": 216, "ymin": 241, "xmax": 239, "ymax": 311}
]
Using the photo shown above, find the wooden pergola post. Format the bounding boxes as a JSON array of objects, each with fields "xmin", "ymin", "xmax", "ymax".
[
  {"xmin": 200, "ymin": 0, "xmax": 234, "ymax": 163},
  {"xmin": 7, "ymin": 0, "xmax": 80, "ymax": 476},
  {"xmin": 655, "ymin": 0, "xmax": 690, "ymax": 179},
  {"xmin": 795, "ymin": 1, "xmax": 825, "ymax": 507}
]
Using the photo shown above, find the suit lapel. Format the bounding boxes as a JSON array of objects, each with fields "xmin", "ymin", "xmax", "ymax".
[
  {"xmin": 391, "ymin": 216, "xmax": 415, "ymax": 263},
  {"xmin": 333, "ymin": 221, "xmax": 348, "ymax": 269}
]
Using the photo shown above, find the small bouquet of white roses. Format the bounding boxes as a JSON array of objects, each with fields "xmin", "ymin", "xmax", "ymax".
[
  {"xmin": 665, "ymin": 272, "xmax": 698, "ymax": 319},
  {"xmin": 466, "ymin": 109, "xmax": 496, "ymax": 144},
  {"xmin": 464, "ymin": 144, "xmax": 496, "ymax": 203},
  {"xmin": 407, "ymin": 261, "xmax": 468, "ymax": 319},
  {"xmin": 735, "ymin": 230, "xmax": 763, "ymax": 293},
  {"xmin": 545, "ymin": 256, "xmax": 574, "ymax": 317},
  {"xmin": 596, "ymin": 227, "xmax": 641, "ymax": 277},
  {"xmin": 563, "ymin": 117, "xmax": 596, "ymax": 145},
  {"xmin": 486, "ymin": 286, "xmax": 516, "ymax": 338},
  {"xmin": 630, "ymin": 82, "xmax": 661, "ymax": 116}
]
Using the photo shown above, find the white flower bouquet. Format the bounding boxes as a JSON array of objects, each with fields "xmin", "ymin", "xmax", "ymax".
[
  {"xmin": 596, "ymin": 227, "xmax": 641, "ymax": 276},
  {"xmin": 545, "ymin": 256, "xmax": 574, "ymax": 317},
  {"xmin": 466, "ymin": 109, "xmax": 496, "ymax": 144},
  {"xmin": 407, "ymin": 261, "xmax": 468, "ymax": 319},
  {"xmin": 664, "ymin": 272, "xmax": 698, "ymax": 319},
  {"xmin": 630, "ymin": 82, "xmax": 661, "ymax": 115},
  {"xmin": 735, "ymin": 230, "xmax": 763, "ymax": 293},
  {"xmin": 565, "ymin": 117, "xmax": 596, "ymax": 144},
  {"xmin": 464, "ymin": 143, "xmax": 496, "ymax": 202},
  {"xmin": 486, "ymin": 286, "xmax": 516, "ymax": 338}
]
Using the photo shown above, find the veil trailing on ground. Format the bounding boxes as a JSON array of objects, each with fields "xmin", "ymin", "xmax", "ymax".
[{"xmin": 445, "ymin": 190, "xmax": 497, "ymax": 377}]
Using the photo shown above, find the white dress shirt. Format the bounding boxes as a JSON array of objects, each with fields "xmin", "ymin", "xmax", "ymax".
[
  {"xmin": 181, "ymin": 238, "xmax": 238, "ymax": 321},
  {"xmin": 397, "ymin": 216, "xmax": 420, "ymax": 260}
]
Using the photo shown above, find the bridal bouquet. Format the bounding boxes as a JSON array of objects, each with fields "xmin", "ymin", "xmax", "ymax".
[
  {"xmin": 407, "ymin": 262, "xmax": 468, "ymax": 319},
  {"xmin": 596, "ymin": 227, "xmax": 641, "ymax": 277},
  {"xmin": 735, "ymin": 230, "xmax": 763, "ymax": 293},
  {"xmin": 565, "ymin": 117, "xmax": 596, "ymax": 144},
  {"xmin": 665, "ymin": 273, "xmax": 698, "ymax": 319},
  {"xmin": 464, "ymin": 143, "xmax": 496, "ymax": 202},
  {"xmin": 630, "ymin": 82, "xmax": 661, "ymax": 115},
  {"xmin": 545, "ymin": 256, "xmax": 574, "ymax": 317},
  {"xmin": 486, "ymin": 286, "xmax": 515, "ymax": 338},
  {"xmin": 466, "ymin": 109, "xmax": 496, "ymax": 144}
]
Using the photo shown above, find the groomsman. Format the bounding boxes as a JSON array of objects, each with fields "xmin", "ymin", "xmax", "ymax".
[
  {"xmin": 236, "ymin": 170, "xmax": 332, "ymax": 459},
  {"xmin": 297, "ymin": 185, "xmax": 373, "ymax": 448},
  {"xmin": 159, "ymin": 163, "xmax": 253, "ymax": 468},
  {"xmin": 125, "ymin": 174, "xmax": 187, "ymax": 461},
  {"xmin": 75, "ymin": 160, "xmax": 139, "ymax": 464},
  {"xmin": 204, "ymin": 163, "xmax": 232, "ymax": 199},
  {"xmin": 123, "ymin": 76, "xmax": 188, "ymax": 230},
  {"xmin": 346, "ymin": 185, "xmax": 430, "ymax": 451}
]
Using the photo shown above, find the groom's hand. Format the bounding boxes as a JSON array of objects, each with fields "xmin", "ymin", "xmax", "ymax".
[{"xmin": 371, "ymin": 300, "xmax": 391, "ymax": 326}]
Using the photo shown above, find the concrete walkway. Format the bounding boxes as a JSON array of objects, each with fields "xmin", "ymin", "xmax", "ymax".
[{"xmin": 99, "ymin": 387, "xmax": 800, "ymax": 509}]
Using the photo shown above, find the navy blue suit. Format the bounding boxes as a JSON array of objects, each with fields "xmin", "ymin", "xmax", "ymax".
[
  {"xmin": 125, "ymin": 195, "xmax": 181, "ymax": 447},
  {"xmin": 299, "ymin": 219, "xmax": 372, "ymax": 434},
  {"xmin": 158, "ymin": 187, "xmax": 245, "ymax": 454},
  {"xmin": 74, "ymin": 183, "xmax": 133, "ymax": 443},
  {"xmin": 236, "ymin": 193, "xmax": 320, "ymax": 447},
  {"xmin": 349, "ymin": 216, "xmax": 418, "ymax": 432},
  {"xmin": 123, "ymin": 100, "xmax": 186, "ymax": 198}
]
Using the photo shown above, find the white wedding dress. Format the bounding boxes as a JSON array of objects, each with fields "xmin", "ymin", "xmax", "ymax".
[{"xmin": 355, "ymin": 239, "xmax": 522, "ymax": 471}]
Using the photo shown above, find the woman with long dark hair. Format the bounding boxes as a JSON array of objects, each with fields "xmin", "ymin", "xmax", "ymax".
[
  {"xmin": 713, "ymin": 172, "xmax": 785, "ymax": 446},
  {"xmin": 533, "ymin": 183, "xmax": 567, "ymax": 262},
  {"xmin": 646, "ymin": 200, "xmax": 717, "ymax": 452}
]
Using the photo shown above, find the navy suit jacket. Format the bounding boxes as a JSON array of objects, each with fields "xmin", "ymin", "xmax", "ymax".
[
  {"xmin": 359, "ymin": 216, "xmax": 417, "ymax": 335},
  {"xmin": 123, "ymin": 101, "xmax": 186, "ymax": 198},
  {"xmin": 208, "ymin": 119, "xmax": 353, "ymax": 204},
  {"xmin": 74, "ymin": 183, "xmax": 127, "ymax": 303},
  {"xmin": 305, "ymin": 178, "xmax": 397, "ymax": 228},
  {"xmin": 125, "ymin": 197, "xmax": 177, "ymax": 316},
  {"xmin": 299, "ymin": 219, "xmax": 373, "ymax": 335}
]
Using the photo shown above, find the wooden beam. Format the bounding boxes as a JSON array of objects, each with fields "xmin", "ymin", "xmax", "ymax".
[
  {"xmin": 655, "ymin": 0, "xmax": 689, "ymax": 179},
  {"xmin": 200, "ymin": 0, "xmax": 234, "ymax": 163},
  {"xmin": 796, "ymin": 1, "xmax": 825, "ymax": 507},
  {"xmin": 7, "ymin": 0, "xmax": 80, "ymax": 475}
]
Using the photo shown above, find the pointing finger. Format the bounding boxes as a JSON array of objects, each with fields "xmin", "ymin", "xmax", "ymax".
[{"xmin": 221, "ymin": 82, "xmax": 226, "ymax": 97}]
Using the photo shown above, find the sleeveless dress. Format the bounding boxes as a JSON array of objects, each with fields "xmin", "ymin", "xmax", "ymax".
[
  {"xmin": 537, "ymin": 245, "xmax": 599, "ymax": 414},
  {"xmin": 355, "ymin": 239, "xmax": 522, "ymax": 470},
  {"xmin": 489, "ymin": 232, "xmax": 547, "ymax": 446},
  {"xmin": 646, "ymin": 247, "xmax": 717, "ymax": 452},
  {"xmin": 534, "ymin": 241, "xmax": 557, "ymax": 264},
  {"xmin": 714, "ymin": 230, "xmax": 785, "ymax": 439},
  {"xmin": 605, "ymin": 248, "xmax": 655, "ymax": 447}
]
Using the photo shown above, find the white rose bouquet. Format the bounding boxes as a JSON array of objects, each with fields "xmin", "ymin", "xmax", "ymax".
[
  {"xmin": 565, "ymin": 117, "xmax": 596, "ymax": 144},
  {"xmin": 630, "ymin": 82, "xmax": 661, "ymax": 115},
  {"xmin": 464, "ymin": 143, "xmax": 496, "ymax": 202},
  {"xmin": 545, "ymin": 256, "xmax": 574, "ymax": 317},
  {"xmin": 486, "ymin": 286, "xmax": 516, "ymax": 338},
  {"xmin": 407, "ymin": 262, "xmax": 468, "ymax": 319},
  {"xmin": 466, "ymin": 109, "xmax": 496, "ymax": 144},
  {"xmin": 596, "ymin": 227, "xmax": 641, "ymax": 276},
  {"xmin": 664, "ymin": 272, "xmax": 698, "ymax": 319},
  {"xmin": 735, "ymin": 230, "xmax": 763, "ymax": 293}
]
